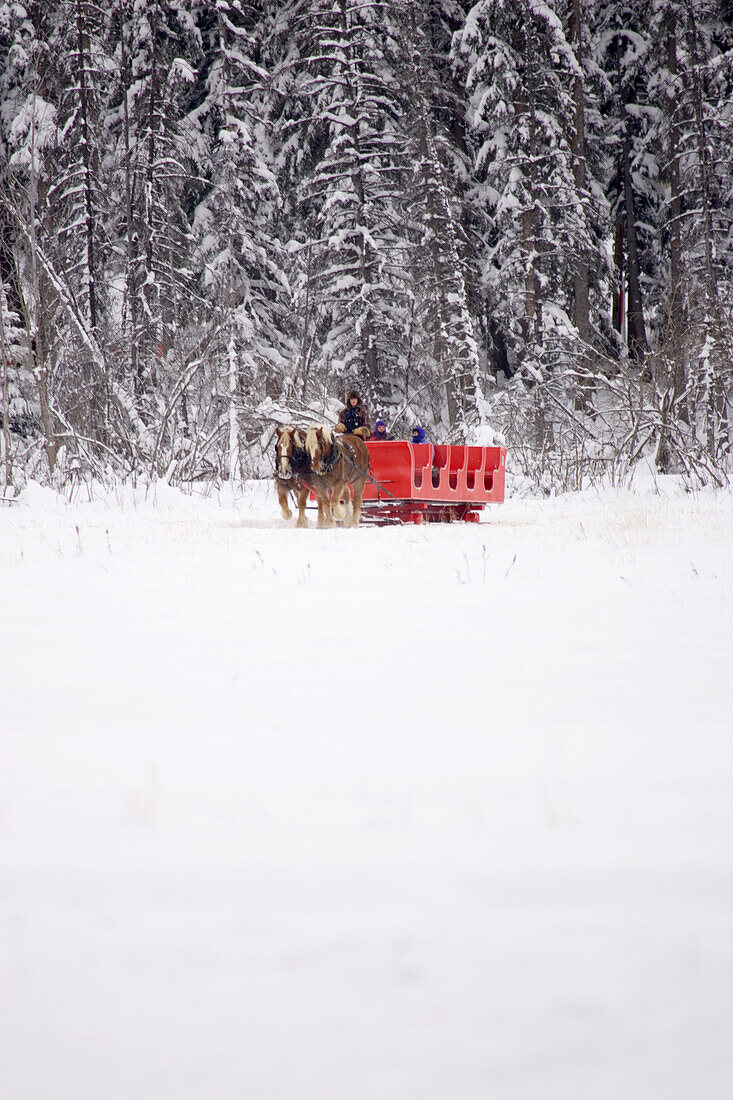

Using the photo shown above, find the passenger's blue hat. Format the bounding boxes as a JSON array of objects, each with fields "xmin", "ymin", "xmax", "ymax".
[{"xmin": 412, "ymin": 425, "xmax": 426, "ymax": 443}]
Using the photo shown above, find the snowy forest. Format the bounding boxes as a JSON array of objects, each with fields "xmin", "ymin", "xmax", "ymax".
[{"xmin": 1, "ymin": 0, "xmax": 732, "ymax": 492}]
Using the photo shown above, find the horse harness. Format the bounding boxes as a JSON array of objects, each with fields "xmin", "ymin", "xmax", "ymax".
[
  {"xmin": 335, "ymin": 435, "xmax": 399, "ymax": 500},
  {"xmin": 334, "ymin": 434, "xmax": 373, "ymax": 474},
  {"xmin": 320, "ymin": 435, "xmax": 343, "ymax": 474}
]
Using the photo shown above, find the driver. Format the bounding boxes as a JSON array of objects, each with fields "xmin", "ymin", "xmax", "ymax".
[{"xmin": 336, "ymin": 389, "xmax": 370, "ymax": 436}]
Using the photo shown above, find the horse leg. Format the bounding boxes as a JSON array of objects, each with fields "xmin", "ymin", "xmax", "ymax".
[
  {"xmin": 276, "ymin": 479, "xmax": 292, "ymax": 521},
  {"xmin": 316, "ymin": 487, "xmax": 332, "ymax": 528},
  {"xmin": 349, "ymin": 480, "xmax": 365, "ymax": 527},
  {"xmin": 342, "ymin": 484, "xmax": 354, "ymax": 525},
  {"xmin": 295, "ymin": 484, "xmax": 309, "ymax": 528}
]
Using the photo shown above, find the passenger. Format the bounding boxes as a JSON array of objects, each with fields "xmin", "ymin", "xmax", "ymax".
[
  {"xmin": 336, "ymin": 389, "xmax": 370, "ymax": 436},
  {"xmin": 369, "ymin": 418, "xmax": 389, "ymax": 442},
  {"xmin": 411, "ymin": 425, "xmax": 427, "ymax": 444}
]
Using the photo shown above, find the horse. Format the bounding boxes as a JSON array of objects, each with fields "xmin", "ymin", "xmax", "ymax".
[
  {"xmin": 304, "ymin": 425, "xmax": 370, "ymax": 527},
  {"xmin": 274, "ymin": 426, "xmax": 312, "ymax": 527}
]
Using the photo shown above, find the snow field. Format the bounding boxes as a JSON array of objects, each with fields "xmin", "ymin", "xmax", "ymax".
[{"xmin": 1, "ymin": 477, "xmax": 732, "ymax": 1100}]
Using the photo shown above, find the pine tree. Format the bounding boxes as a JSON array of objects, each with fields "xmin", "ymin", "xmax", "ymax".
[
  {"xmin": 278, "ymin": 0, "xmax": 411, "ymax": 413},
  {"xmin": 176, "ymin": 0, "xmax": 296, "ymax": 476},
  {"xmin": 108, "ymin": 0, "xmax": 204, "ymax": 402},
  {"xmin": 459, "ymin": 0, "xmax": 600, "ymax": 381},
  {"xmin": 596, "ymin": 0, "xmax": 658, "ymax": 362},
  {"xmin": 0, "ymin": 278, "xmax": 32, "ymax": 490},
  {"xmin": 1, "ymin": 0, "xmax": 731, "ymax": 485},
  {"xmin": 656, "ymin": 0, "xmax": 733, "ymax": 459},
  {"xmin": 1, "ymin": 1, "xmax": 63, "ymax": 471},
  {"xmin": 400, "ymin": 0, "xmax": 486, "ymax": 438},
  {"xmin": 41, "ymin": 0, "xmax": 114, "ymax": 440}
]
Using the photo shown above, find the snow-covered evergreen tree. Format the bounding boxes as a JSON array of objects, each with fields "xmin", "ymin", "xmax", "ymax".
[
  {"xmin": 400, "ymin": 0, "xmax": 487, "ymax": 439},
  {"xmin": 594, "ymin": 0, "xmax": 659, "ymax": 363},
  {"xmin": 107, "ymin": 0, "xmax": 204, "ymax": 400},
  {"xmin": 1, "ymin": 1, "xmax": 63, "ymax": 471},
  {"xmin": 164, "ymin": 0, "xmax": 296, "ymax": 477},
  {"xmin": 0, "ymin": 277, "xmax": 32, "ymax": 490},
  {"xmin": 459, "ymin": 0, "xmax": 602, "ymax": 382},
  {"xmin": 39, "ymin": 0, "xmax": 115, "ymax": 441},
  {"xmin": 197, "ymin": 6, "xmax": 292, "ymax": 381},
  {"xmin": 278, "ymin": 0, "xmax": 411, "ymax": 414},
  {"xmin": 0, "ymin": 0, "xmax": 731, "ymax": 484},
  {"xmin": 655, "ymin": 0, "xmax": 733, "ymax": 461}
]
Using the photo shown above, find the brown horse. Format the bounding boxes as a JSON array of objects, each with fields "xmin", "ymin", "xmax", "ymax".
[
  {"xmin": 304, "ymin": 425, "xmax": 370, "ymax": 527},
  {"xmin": 274, "ymin": 426, "xmax": 312, "ymax": 527}
]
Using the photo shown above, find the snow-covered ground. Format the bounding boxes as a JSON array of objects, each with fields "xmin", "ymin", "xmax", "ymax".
[{"xmin": 1, "ymin": 475, "xmax": 732, "ymax": 1100}]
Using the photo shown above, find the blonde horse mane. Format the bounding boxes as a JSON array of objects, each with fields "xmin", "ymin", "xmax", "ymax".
[
  {"xmin": 304, "ymin": 424, "xmax": 334, "ymax": 466},
  {"xmin": 304, "ymin": 425, "xmax": 317, "ymax": 460}
]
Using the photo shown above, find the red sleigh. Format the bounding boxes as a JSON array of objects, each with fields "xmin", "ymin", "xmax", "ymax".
[{"xmin": 359, "ymin": 441, "xmax": 506, "ymax": 524}]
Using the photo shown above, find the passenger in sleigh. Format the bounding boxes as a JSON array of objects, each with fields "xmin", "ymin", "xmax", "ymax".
[
  {"xmin": 335, "ymin": 389, "xmax": 371, "ymax": 438},
  {"xmin": 410, "ymin": 425, "xmax": 441, "ymax": 486},
  {"xmin": 369, "ymin": 418, "xmax": 390, "ymax": 441}
]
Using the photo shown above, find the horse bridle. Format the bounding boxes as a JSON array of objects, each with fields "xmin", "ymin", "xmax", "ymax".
[{"xmin": 274, "ymin": 431, "xmax": 309, "ymax": 481}]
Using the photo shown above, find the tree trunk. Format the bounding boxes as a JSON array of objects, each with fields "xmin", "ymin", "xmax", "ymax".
[
  {"xmin": 228, "ymin": 333, "xmax": 240, "ymax": 482},
  {"xmin": 513, "ymin": 24, "xmax": 541, "ymax": 369},
  {"xmin": 141, "ymin": 0, "xmax": 161, "ymax": 390},
  {"xmin": 666, "ymin": 11, "xmax": 683, "ymax": 333},
  {"xmin": 660, "ymin": 6, "xmax": 687, "ymax": 458},
  {"xmin": 337, "ymin": 0, "xmax": 378, "ymax": 391},
  {"xmin": 120, "ymin": 0, "xmax": 141, "ymax": 397},
  {"xmin": 686, "ymin": 0, "xmax": 729, "ymax": 456},
  {"xmin": 0, "ymin": 288, "xmax": 12, "ymax": 492},
  {"xmin": 612, "ymin": 204, "xmax": 624, "ymax": 337},
  {"xmin": 621, "ymin": 122, "xmax": 648, "ymax": 360},
  {"xmin": 75, "ymin": 0, "xmax": 105, "ymax": 441},
  {"xmin": 28, "ymin": 85, "xmax": 58, "ymax": 472},
  {"xmin": 569, "ymin": 0, "xmax": 590, "ymax": 348},
  {"xmin": 75, "ymin": 0, "xmax": 97, "ymax": 334}
]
